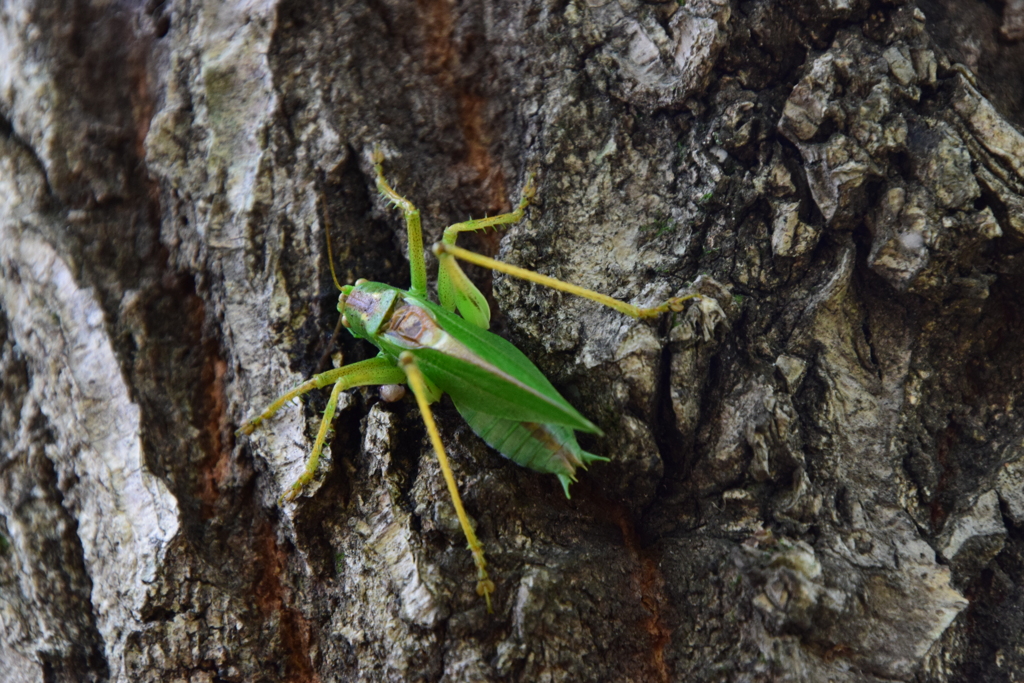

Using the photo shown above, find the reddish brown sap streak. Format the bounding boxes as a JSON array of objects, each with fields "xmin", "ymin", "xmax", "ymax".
[{"xmin": 386, "ymin": 305, "xmax": 438, "ymax": 346}]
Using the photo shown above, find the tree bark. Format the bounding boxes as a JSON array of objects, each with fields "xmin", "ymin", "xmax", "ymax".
[{"xmin": 2, "ymin": 0, "xmax": 1024, "ymax": 681}]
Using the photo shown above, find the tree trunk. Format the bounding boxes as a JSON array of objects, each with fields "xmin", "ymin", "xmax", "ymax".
[{"xmin": 2, "ymin": 0, "xmax": 1024, "ymax": 680}]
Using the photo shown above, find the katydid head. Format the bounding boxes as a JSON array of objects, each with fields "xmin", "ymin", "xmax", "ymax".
[{"xmin": 338, "ymin": 280, "xmax": 400, "ymax": 342}]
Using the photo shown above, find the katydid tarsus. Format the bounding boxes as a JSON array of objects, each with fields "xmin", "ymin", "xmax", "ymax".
[{"xmin": 237, "ymin": 150, "xmax": 702, "ymax": 610}]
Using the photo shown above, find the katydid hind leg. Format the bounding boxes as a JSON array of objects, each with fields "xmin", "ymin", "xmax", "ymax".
[
  {"xmin": 434, "ymin": 242, "xmax": 707, "ymax": 320},
  {"xmin": 436, "ymin": 174, "xmax": 537, "ymax": 328},
  {"xmin": 398, "ymin": 352, "xmax": 495, "ymax": 611}
]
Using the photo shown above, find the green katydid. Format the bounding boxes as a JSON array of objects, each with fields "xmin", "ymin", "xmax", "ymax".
[{"xmin": 237, "ymin": 150, "xmax": 701, "ymax": 610}]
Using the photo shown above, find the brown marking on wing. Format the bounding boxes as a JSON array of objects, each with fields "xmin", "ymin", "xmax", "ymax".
[{"xmin": 522, "ymin": 422, "xmax": 584, "ymax": 473}]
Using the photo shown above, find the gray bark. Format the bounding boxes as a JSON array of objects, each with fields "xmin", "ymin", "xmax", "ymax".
[{"xmin": 1, "ymin": 0, "xmax": 1024, "ymax": 681}]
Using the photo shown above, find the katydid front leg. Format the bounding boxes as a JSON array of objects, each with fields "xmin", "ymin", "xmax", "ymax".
[
  {"xmin": 236, "ymin": 356, "xmax": 407, "ymax": 502},
  {"xmin": 372, "ymin": 149, "xmax": 428, "ymax": 296}
]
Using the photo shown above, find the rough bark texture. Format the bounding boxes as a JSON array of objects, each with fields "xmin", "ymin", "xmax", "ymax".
[{"xmin": 2, "ymin": 0, "xmax": 1024, "ymax": 681}]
